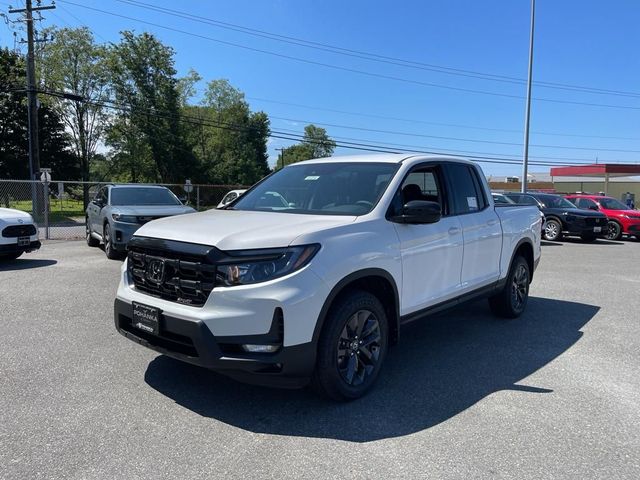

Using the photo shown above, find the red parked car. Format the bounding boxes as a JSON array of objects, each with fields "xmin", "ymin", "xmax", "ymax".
[{"xmin": 565, "ymin": 194, "xmax": 640, "ymax": 240}]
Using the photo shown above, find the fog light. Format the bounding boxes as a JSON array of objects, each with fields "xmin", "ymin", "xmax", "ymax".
[{"xmin": 241, "ymin": 344, "xmax": 279, "ymax": 353}]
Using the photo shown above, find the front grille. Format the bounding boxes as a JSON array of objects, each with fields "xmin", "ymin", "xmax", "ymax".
[
  {"xmin": 584, "ymin": 217, "xmax": 603, "ymax": 226},
  {"xmin": 2, "ymin": 224, "xmax": 36, "ymax": 237},
  {"xmin": 128, "ymin": 245, "xmax": 216, "ymax": 307}
]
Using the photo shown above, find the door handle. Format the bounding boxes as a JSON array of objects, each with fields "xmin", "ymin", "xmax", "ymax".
[{"xmin": 448, "ymin": 227, "xmax": 461, "ymax": 235}]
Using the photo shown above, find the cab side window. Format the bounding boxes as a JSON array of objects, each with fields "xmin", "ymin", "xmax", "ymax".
[
  {"xmin": 575, "ymin": 198, "xmax": 598, "ymax": 210},
  {"xmin": 388, "ymin": 165, "xmax": 446, "ymax": 217},
  {"xmin": 445, "ymin": 164, "xmax": 487, "ymax": 215}
]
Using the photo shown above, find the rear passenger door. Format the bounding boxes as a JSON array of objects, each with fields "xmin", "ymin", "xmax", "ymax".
[
  {"xmin": 443, "ymin": 163, "xmax": 502, "ymax": 292},
  {"xmin": 390, "ymin": 163, "xmax": 464, "ymax": 314}
]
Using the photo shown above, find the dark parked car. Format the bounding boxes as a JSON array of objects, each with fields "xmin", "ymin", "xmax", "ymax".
[{"xmin": 505, "ymin": 192, "xmax": 607, "ymax": 242}]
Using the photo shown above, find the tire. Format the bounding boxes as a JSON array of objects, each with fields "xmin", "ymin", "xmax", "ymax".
[
  {"xmin": 488, "ymin": 256, "xmax": 530, "ymax": 319},
  {"xmin": 580, "ymin": 234, "xmax": 597, "ymax": 243},
  {"xmin": 103, "ymin": 223, "xmax": 120, "ymax": 260},
  {"xmin": 86, "ymin": 218, "xmax": 99, "ymax": 247},
  {"xmin": 0, "ymin": 251, "xmax": 22, "ymax": 260},
  {"xmin": 605, "ymin": 221, "xmax": 622, "ymax": 241},
  {"xmin": 312, "ymin": 290, "xmax": 389, "ymax": 401},
  {"xmin": 544, "ymin": 218, "xmax": 562, "ymax": 241}
]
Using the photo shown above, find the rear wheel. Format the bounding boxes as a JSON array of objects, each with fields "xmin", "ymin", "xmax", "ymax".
[
  {"xmin": 489, "ymin": 255, "xmax": 530, "ymax": 319},
  {"xmin": 312, "ymin": 290, "xmax": 389, "ymax": 401},
  {"xmin": 86, "ymin": 217, "xmax": 99, "ymax": 247},
  {"xmin": 103, "ymin": 223, "xmax": 120, "ymax": 260},
  {"xmin": 544, "ymin": 219, "xmax": 562, "ymax": 241},
  {"xmin": 605, "ymin": 220, "xmax": 622, "ymax": 241}
]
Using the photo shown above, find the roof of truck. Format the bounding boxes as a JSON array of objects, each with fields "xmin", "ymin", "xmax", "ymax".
[{"xmin": 293, "ymin": 153, "xmax": 471, "ymax": 165}]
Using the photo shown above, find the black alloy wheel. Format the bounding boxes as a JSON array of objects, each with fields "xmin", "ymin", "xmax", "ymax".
[
  {"xmin": 605, "ymin": 221, "xmax": 622, "ymax": 241},
  {"xmin": 510, "ymin": 262, "xmax": 529, "ymax": 314},
  {"xmin": 312, "ymin": 290, "xmax": 389, "ymax": 401},
  {"xmin": 337, "ymin": 309, "xmax": 382, "ymax": 387}
]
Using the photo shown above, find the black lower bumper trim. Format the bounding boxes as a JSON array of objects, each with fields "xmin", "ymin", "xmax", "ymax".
[
  {"xmin": 114, "ymin": 298, "xmax": 316, "ymax": 388},
  {"xmin": 0, "ymin": 240, "xmax": 41, "ymax": 254}
]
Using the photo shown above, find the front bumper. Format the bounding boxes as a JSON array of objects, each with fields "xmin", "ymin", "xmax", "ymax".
[
  {"xmin": 114, "ymin": 298, "xmax": 316, "ymax": 387},
  {"xmin": 0, "ymin": 240, "xmax": 41, "ymax": 254},
  {"xmin": 110, "ymin": 221, "xmax": 141, "ymax": 251}
]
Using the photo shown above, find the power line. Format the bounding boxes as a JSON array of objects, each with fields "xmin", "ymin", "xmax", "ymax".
[
  {"xmin": 37, "ymin": 90, "xmax": 639, "ymax": 168},
  {"xmin": 114, "ymin": 0, "xmax": 640, "ymax": 100},
  {"xmin": 56, "ymin": 0, "xmax": 640, "ymax": 112},
  {"xmin": 249, "ymin": 96, "xmax": 640, "ymax": 141},
  {"xmin": 268, "ymin": 115, "xmax": 640, "ymax": 154}
]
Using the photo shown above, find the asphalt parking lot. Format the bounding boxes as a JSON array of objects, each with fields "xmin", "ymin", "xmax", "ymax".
[{"xmin": 1, "ymin": 239, "xmax": 639, "ymax": 479}]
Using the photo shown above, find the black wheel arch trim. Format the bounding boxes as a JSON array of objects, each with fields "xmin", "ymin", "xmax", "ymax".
[{"xmin": 313, "ymin": 268, "xmax": 401, "ymax": 348}]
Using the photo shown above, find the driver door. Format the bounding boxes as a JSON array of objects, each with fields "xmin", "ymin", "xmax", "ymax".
[{"xmin": 391, "ymin": 163, "xmax": 464, "ymax": 315}]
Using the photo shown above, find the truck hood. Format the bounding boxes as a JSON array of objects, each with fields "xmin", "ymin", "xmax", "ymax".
[
  {"xmin": 0, "ymin": 207, "xmax": 34, "ymax": 222},
  {"xmin": 134, "ymin": 209, "xmax": 357, "ymax": 250},
  {"xmin": 111, "ymin": 205, "xmax": 195, "ymax": 217}
]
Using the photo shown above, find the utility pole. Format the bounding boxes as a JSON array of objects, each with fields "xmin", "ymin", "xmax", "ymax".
[
  {"xmin": 8, "ymin": 0, "xmax": 55, "ymax": 217},
  {"xmin": 276, "ymin": 148, "xmax": 286, "ymax": 169},
  {"xmin": 521, "ymin": 0, "xmax": 535, "ymax": 193}
]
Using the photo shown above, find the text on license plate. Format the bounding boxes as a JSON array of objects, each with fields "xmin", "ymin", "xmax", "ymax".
[
  {"xmin": 593, "ymin": 227, "xmax": 602, "ymax": 233},
  {"xmin": 132, "ymin": 302, "xmax": 160, "ymax": 335},
  {"xmin": 17, "ymin": 236, "xmax": 29, "ymax": 246}
]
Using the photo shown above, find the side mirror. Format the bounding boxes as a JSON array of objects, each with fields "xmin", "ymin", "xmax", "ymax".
[
  {"xmin": 588, "ymin": 205, "xmax": 598, "ymax": 211},
  {"xmin": 391, "ymin": 200, "xmax": 441, "ymax": 224}
]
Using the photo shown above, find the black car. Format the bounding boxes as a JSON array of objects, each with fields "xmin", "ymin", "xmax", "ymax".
[{"xmin": 505, "ymin": 192, "xmax": 608, "ymax": 242}]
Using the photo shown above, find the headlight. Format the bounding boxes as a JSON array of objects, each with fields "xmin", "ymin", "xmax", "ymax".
[
  {"xmin": 112, "ymin": 214, "xmax": 139, "ymax": 223},
  {"xmin": 216, "ymin": 244, "xmax": 320, "ymax": 286},
  {"xmin": 623, "ymin": 214, "xmax": 640, "ymax": 220}
]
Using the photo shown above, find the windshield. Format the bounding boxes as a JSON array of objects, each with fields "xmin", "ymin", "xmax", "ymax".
[
  {"xmin": 231, "ymin": 162, "xmax": 399, "ymax": 215},
  {"xmin": 537, "ymin": 195, "xmax": 576, "ymax": 209},
  {"xmin": 110, "ymin": 187, "xmax": 181, "ymax": 206},
  {"xmin": 598, "ymin": 197, "xmax": 629, "ymax": 210}
]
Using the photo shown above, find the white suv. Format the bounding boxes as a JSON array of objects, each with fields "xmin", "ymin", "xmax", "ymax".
[{"xmin": 114, "ymin": 155, "xmax": 541, "ymax": 400}]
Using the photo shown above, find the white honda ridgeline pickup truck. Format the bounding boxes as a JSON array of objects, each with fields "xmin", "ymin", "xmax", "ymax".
[{"xmin": 114, "ymin": 155, "xmax": 541, "ymax": 400}]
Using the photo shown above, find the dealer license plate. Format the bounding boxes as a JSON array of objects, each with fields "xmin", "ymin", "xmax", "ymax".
[
  {"xmin": 17, "ymin": 236, "xmax": 29, "ymax": 246},
  {"xmin": 593, "ymin": 227, "xmax": 602, "ymax": 233},
  {"xmin": 132, "ymin": 302, "xmax": 160, "ymax": 335}
]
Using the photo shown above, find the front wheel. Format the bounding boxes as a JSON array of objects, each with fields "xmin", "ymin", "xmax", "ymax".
[
  {"xmin": 544, "ymin": 219, "xmax": 562, "ymax": 241},
  {"xmin": 86, "ymin": 218, "xmax": 99, "ymax": 247},
  {"xmin": 489, "ymin": 256, "xmax": 530, "ymax": 319},
  {"xmin": 312, "ymin": 290, "xmax": 389, "ymax": 401},
  {"xmin": 605, "ymin": 221, "xmax": 622, "ymax": 241},
  {"xmin": 103, "ymin": 223, "xmax": 120, "ymax": 260}
]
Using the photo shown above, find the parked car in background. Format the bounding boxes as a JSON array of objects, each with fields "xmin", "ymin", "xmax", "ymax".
[
  {"xmin": 492, "ymin": 192, "xmax": 546, "ymax": 232},
  {"xmin": 86, "ymin": 185, "xmax": 196, "ymax": 259},
  {"xmin": 505, "ymin": 192, "xmax": 607, "ymax": 242},
  {"xmin": 114, "ymin": 155, "xmax": 541, "ymax": 400},
  {"xmin": 0, "ymin": 207, "xmax": 41, "ymax": 260},
  {"xmin": 565, "ymin": 194, "xmax": 640, "ymax": 241},
  {"xmin": 217, "ymin": 189, "xmax": 247, "ymax": 208}
]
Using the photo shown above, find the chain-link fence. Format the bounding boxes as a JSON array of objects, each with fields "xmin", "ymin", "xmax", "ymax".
[{"xmin": 0, "ymin": 180, "xmax": 247, "ymax": 240}]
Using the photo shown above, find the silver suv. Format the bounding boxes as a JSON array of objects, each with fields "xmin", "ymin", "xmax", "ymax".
[{"xmin": 86, "ymin": 185, "xmax": 195, "ymax": 259}]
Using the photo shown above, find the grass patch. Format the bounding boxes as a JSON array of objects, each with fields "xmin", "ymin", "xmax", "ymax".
[{"xmin": 5, "ymin": 199, "xmax": 85, "ymax": 223}]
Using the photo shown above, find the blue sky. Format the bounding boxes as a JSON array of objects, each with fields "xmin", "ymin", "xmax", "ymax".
[{"xmin": 2, "ymin": 0, "xmax": 639, "ymax": 176}]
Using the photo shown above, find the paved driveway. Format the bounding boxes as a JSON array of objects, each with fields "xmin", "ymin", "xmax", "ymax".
[{"xmin": 1, "ymin": 239, "xmax": 639, "ymax": 479}]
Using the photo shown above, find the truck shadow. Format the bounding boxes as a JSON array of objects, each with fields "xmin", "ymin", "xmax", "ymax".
[
  {"xmin": 0, "ymin": 259, "xmax": 57, "ymax": 271},
  {"xmin": 144, "ymin": 297, "xmax": 598, "ymax": 443}
]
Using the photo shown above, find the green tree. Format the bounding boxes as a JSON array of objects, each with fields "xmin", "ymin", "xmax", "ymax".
[
  {"xmin": 185, "ymin": 79, "xmax": 270, "ymax": 184},
  {"xmin": 276, "ymin": 124, "xmax": 336, "ymax": 169},
  {"xmin": 0, "ymin": 48, "xmax": 77, "ymax": 180},
  {"xmin": 109, "ymin": 31, "xmax": 196, "ymax": 182},
  {"xmin": 38, "ymin": 27, "xmax": 109, "ymax": 199}
]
